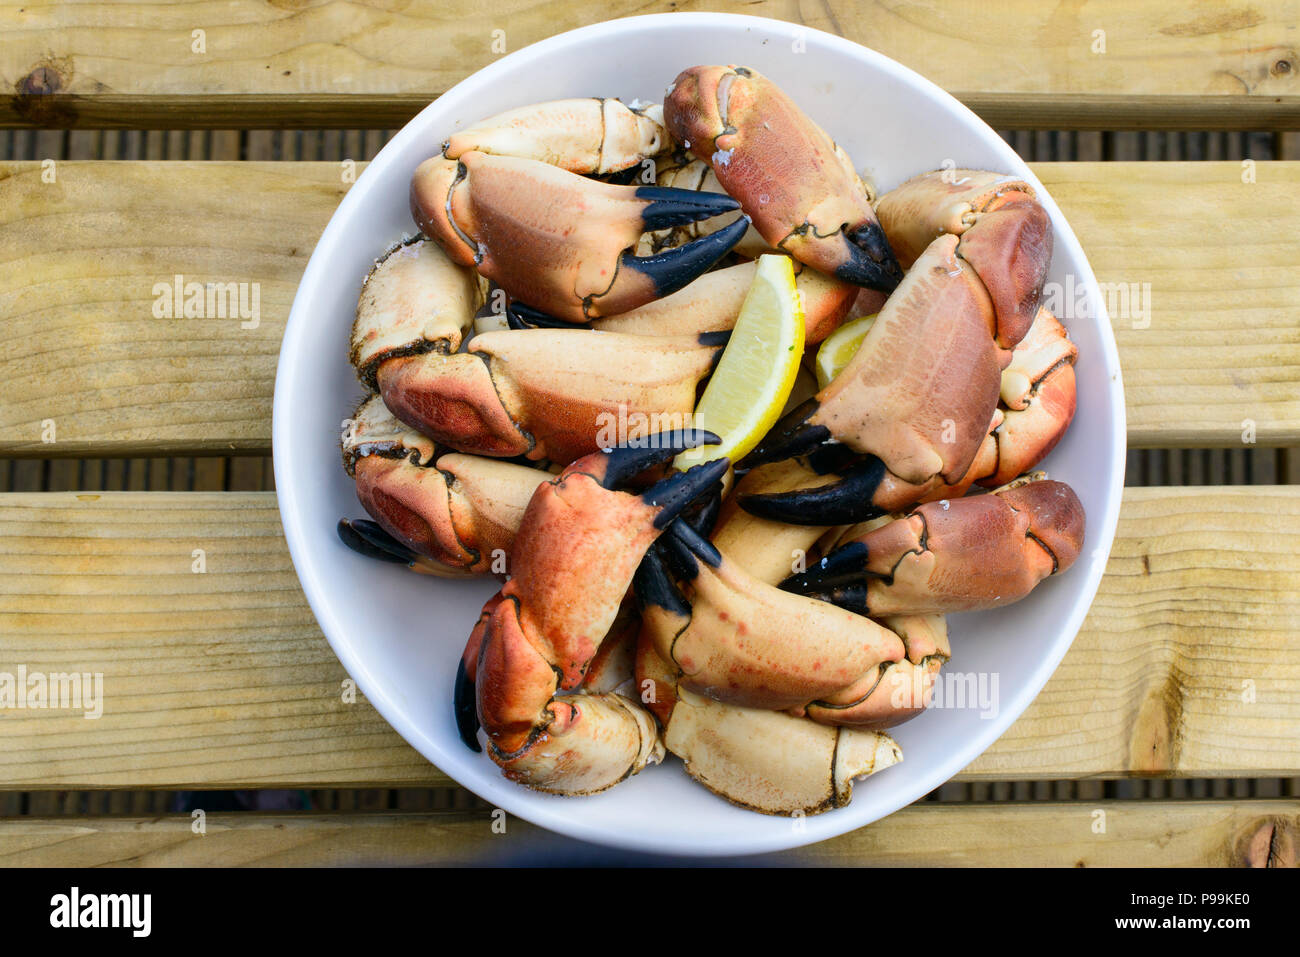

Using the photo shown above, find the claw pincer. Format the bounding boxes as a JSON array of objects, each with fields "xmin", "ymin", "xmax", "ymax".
[
  {"xmin": 739, "ymin": 168, "xmax": 1056, "ymax": 525},
  {"xmin": 338, "ymin": 395, "xmax": 549, "ymax": 577},
  {"xmin": 664, "ymin": 65, "xmax": 902, "ymax": 292},
  {"xmin": 781, "ymin": 477, "xmax": 1086, "ymax": 615},
  {"xmin": 464, "ymin": 432, "xmax": 730, "ymax": 794},
  {"xmin": 412, "ymin": 151, "xmax": 748, "ymax": 322},
  {"xmin": 377, "ymin": 328, "xmax": 725, "ymax": 462}
]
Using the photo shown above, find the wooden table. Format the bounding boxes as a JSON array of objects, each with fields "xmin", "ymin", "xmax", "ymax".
[{"xmin": 1, "ymin": 1, "xmax": 1298, "ymax": 867}]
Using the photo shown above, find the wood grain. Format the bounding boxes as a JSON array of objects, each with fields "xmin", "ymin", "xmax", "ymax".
[
  {"xmin": 3, "ymin": 1, "xmax": 1298, "ymax": 129},
  {"xmin": 0, "ymin": 490, "xmax": 451, "ymax": 788},
  {"xmin": 0, "ymin": 486, "xmax": 1297, "ymax": 789},
  {"xmin": 0, "ymin": 802, "xmax": 1295, "ymax": 866},
  {"xmin": 1, "ymin": 160, "xmax": 1297, "ymax": 455}
]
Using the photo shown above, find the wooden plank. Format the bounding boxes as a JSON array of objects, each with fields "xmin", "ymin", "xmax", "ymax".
[
  {"xmin": 1, "ymin": 802, "xmax": 1296, "ymax": 866},
  {"xmin": 2, "ymin": 160, "xmax": 1297, "ymax": 456},
  {"xmin": 0, "ymin": 486, "xmax": 1297, "ymax": 789},
  {"xmin": 0, "ymin": 161, "xmax": 348, "ymax": 457},
  {"xmin": 0, "ymin": 490, "xmax": 452, "ymax": 788},
  {"xmin": 4, "ymin": 1, "xmax": 1299, "ymax": 130}
]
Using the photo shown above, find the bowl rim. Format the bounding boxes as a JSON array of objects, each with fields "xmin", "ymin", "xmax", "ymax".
[{"xmin": 273, "ymin": 10, "xmax": 1127, "ymax": 857}]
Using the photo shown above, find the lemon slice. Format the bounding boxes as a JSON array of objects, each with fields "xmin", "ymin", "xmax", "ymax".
[
  {"xmin": 675, "ymin": 254, "xmax": 805, "ymax": 469},
  {"xmin": 814, "ymin": 312, "xmax": 877, "ymax": 389}
]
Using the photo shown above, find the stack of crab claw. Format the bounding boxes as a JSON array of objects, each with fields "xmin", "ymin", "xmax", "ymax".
[{"xmin": 334, "ymin": 64, "xmax": 1087, "ymax": 817}]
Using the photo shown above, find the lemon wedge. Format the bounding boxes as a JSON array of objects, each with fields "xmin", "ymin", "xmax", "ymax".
[
  {"xmin": 675, "ymin": 254, "xmax": 805, "ymax": 469},
  {"xmin": 814, "ymin": 312, "xmax": 877, "ymax": 389}
]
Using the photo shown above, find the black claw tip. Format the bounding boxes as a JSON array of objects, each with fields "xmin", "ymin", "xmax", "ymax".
[
  {"xmin": 779, "ymin": 541, "xmax": 874, "ymax": 603},
  {"xmin": 645, "ymin": 457, "xmax": 731, "ymax": 529},
  {"xmin": 624, "ymin": 215, "xmax": 750, "ymax": 299},
  {"xmin": 598, "ymin": 430, "xmax": 721, "ymax": 488},
  {"xmin": 337, "ymin": 518, "xmax": 419, "ymax": 565},
  {"xmin": 736, "ymin": 397, "xmax": 828, "ymax": 470},
  {"xmin": 506, "ymin": 302, "xmax": 590, "ymax": 330},
  {"xmin": 454, "ymin": 657, "xmax": 482, "ymax": 752},
  {"xmin": 635, "ymin": 185, "xmax": 741, "ymax": 231},
  {"xmin": 794, "ymin": 582, "xmax": 872, "ymax": 617},
  {"xmin": 740, "ymin": 455, "xmax": 888, "ymax": 526},
  {"xmin": 666, "ymin": 518, "xmax": 722, "ymax": 568},
  {"xmin": 634, "ymin": 545, "xmax": 692, "ymax": 617},
  {"xmin": 836, "ymin": 221, "xmax": 904, "ymax": 292},
  {"xmin": 682, "ymin": 480, "xmax": 725, "ymax": 538}
]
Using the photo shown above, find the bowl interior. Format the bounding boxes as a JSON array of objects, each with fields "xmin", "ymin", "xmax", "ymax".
[{"xmin": 273, "ymin": 12, "xmax": 1125, "ymax": 857}]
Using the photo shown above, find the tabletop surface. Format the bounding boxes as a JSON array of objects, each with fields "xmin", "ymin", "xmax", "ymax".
[{"xmin": 1, "ymin": 1, "xmax": 1297, "ymax": 867}]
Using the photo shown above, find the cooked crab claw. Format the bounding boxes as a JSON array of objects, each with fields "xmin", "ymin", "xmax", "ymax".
[
  {"xmin": 591, "ymin": 258, "xmax": 857, "ymax": 344},
  {"xmin": 741, "ymin": 306, "xmax": 1077, "ymax": 524},
  {"xmin": 779, "ymin": 476, "xmax": 1086, "ymax": 615},
  {"xmin": 340, "ymin": 394, "xmax": 550, "ymax": 576},
  {"xmin": 464, "ymin": 431, "xmax": 729, "ymax": 794},
  {"xmin": 350, "ymin": 238, "xmax": 484, "ymax": 392},
  {"xmin": 412, "ymin": 151, "xmax": 748, "ymax": 322},
  {"xmin": 734, "ymin": 165, "xmax": 1055, "ymax": 504},
  {"xmin": 375, "ymin": 328, "xmax": 725, "ymax": 463},
  {"xmin": 635, "ymin": 519, "xmax": 926, "ymax": 730},
  {"xmin": 664, "ymin": 64, "xmax": 902, "ymax": 292},
  {"xmin": 441, "ymin": 98, "xmax": 668, "ymax": 176}
]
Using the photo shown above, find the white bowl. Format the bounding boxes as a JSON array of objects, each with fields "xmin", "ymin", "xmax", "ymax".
[{"xmin": 273, "ymin": 12, "xmax": 1125, "ymax": 857}]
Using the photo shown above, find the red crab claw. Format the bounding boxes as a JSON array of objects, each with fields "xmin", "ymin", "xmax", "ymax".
[
  {"xmin": 876, "ymin": 169, "xmax": 1053, "ymax": 351},
  {"xmin": 740, "ymin": 307, "xmax": 1076, "ymax": 524},
  {"xmin": 664, "ymin": 65, "xmax": 902, "ymax": 292},
  {"xmin": 738, "ymin": 232, "xmax": 1005, "ymax": 487},
  {"xmin": 735, "ymin": 167, "xmax": 1053, "ymax": 504},
  {"xmin": 635, "ymin": 519, "xmax": 944, "ymax": 731},
  {"xmin": 411, "ymin": 151, "xmax": 749, "ymax": 323},
  {"xmin": 461, "ymin": 431, "xmax": 731, "ymax": 794},
  {"xmin": 375, "ymin": 328, "xmax": 725, "ymax": 463},
  {"xmin": 779, "ymin": 476, "xmax": 1085, "ymax": 615},
  {"xmin": 337, "ymin": 394, "xmax": 549, "ymax": 576}
]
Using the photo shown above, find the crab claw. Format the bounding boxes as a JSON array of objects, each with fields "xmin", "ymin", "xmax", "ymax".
[
  {"xmin": 468, "ymin": 432, "xmax": 729, "ymax": 794},
  {"xmin": 442, "ymin": 98, "xmax": 667, "ymax": 176},
  {"xmin": 340, "ymin": 394, "xmax": 549, "ymax": 576},
  {"xmin": 738, "ymin": 231, "xmax": 1005, "ymax": 488},
  {"xmin": 741, "ymin": 307, "xmax": 1076, "ymax": 524},
  {"xmin": 635, "ymin": 520, "xmax": 910, "ymax": 725},
  {"xmin": 664, "ymin": 65, "xmax": 902, "ymax": 292},
  {"xmin": 350, "ymin": 238, "xmax": 484, "ymax": 391},
  {"xmin": 780, "ymin": 476, "xmax": 1085, "ymax": 615},
  {"xmin": 411, "ymin": 151, "xmax": 747, "ymax": 322},
  {"xmin": 876, "ymin": 169, "xmax": 1053, "ymax": 350},
  {"xmin": 375, "ymin": 328, "xmax": 724, "ymax": 463}
]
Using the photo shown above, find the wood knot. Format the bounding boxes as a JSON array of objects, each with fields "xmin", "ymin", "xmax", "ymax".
[
  {"xmin": 1272, "ymin": 59, "xmax": 1294, "ymax": 78},
  {"xmin": 12, "ymin": 59, "xmax": 76, "ymax": 126},
  {"xmin": 1128, "ymin": 671, "xmax": 1184, "ymax": 773},
  {"xmin": 1234, "ymin": 816, "xmax": 1298, "ymax": 867},
  {"xmin": 19, "ymin": 64, "xmax": 62, "ymax": 95}
]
